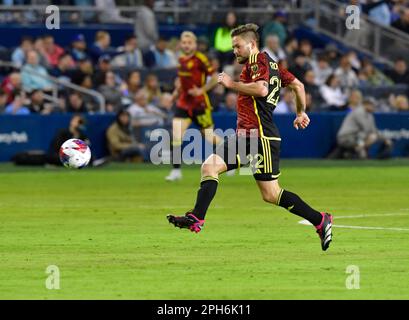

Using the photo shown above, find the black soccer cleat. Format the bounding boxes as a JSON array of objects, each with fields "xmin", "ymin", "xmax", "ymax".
[
  {"xmin": 316, "ymin": 213, "xmax": 333, "ymax": 251},
  {"xmin": 167, "ymin": 212, "xmax": 205, "ymax": 233}
]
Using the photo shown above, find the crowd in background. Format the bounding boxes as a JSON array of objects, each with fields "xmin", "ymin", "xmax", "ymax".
[{"xmin": 0, "ymin": 2, "xmax": 409, "ymax": 122}]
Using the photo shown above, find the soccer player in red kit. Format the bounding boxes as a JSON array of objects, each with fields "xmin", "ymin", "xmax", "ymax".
[
  {"xmin": 167, "ymin": 24, "xmax": 333, "ymax": 251},
  {"xmin": 166, "ymin": 31, "xmax": 222, "ymax": 181}
]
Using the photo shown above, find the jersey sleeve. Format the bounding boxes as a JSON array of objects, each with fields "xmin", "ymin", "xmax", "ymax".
[
  {"xmin": 248, "ymin": 53, "xmax": 269, "ymax": 82},
  {"xmin": 278, "ymin": 66, "xmax": 296, "ymax": 87},
  {"xmin": 196, "ymin": 52, "xmax": 215, "ymax": 76}
]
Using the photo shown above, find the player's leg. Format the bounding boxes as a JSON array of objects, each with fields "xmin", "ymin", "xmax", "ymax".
[
  {"xmin": 253, "ymin": 138, "xmax": 333, "ymax": 251},
  {"xmin": 256, "ymin": 179, "xmax": 323, "ymax": 225},
  {"xmin": 166, "ymin": 116, "xmax": 192, "ymax": 181},
  {"xmin": 201, "ymin": 126, "xmax": 222, "ymax": 146},
  {"xmin": 255, "ymin": 179, "xmax": 333, "ymax": 251},
  {"xmin": 167, "ymin": 135, "xmax": 238, "ymax": 232},
  {"xmin": 167, "ymin": 154, "xmax": 228, "ymax": 232}
]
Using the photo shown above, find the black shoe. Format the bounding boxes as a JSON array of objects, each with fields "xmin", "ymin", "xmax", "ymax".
[
  {"xmin": 316, "ymin": 213, "xmax": 333, "ymax": 251},
  {"xmin": 167, "ymin": 212, "xmax": 204, "ymax": 233}
]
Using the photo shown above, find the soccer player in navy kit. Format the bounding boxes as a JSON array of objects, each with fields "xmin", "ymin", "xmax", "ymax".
[{"xmin": 167, "ymin": 24, "xmax": 333, "ymax": 251}]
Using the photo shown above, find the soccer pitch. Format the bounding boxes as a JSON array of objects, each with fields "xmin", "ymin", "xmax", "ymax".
[{"xmin": 1, "ymin": 160, "xmax": 409, "ymax": 300}]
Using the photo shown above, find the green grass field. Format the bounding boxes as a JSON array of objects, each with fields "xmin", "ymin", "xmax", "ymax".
[{"xmin": 1, "ymin": 160, "xmax": 409, "ymax": 299}]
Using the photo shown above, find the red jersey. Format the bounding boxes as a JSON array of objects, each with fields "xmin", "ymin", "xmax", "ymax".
[
  {"xmin": 237, "ymin": 51, "xmax": 295, "ymax": 138},
  {"xmin": 176, "ymin": 51, "xmax": 214, "ymax": 113}
]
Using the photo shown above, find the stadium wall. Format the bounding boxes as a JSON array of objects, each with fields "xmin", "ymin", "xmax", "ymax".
[{"xmin": 1, "ymin": 113, "xmax": 409, "ymax": 162}]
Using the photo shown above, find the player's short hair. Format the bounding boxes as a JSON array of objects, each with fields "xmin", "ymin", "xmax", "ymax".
[
  {"xmin": 180, "ymin": 31, "xmax": 197, "ymax": 42},
  {"xmin": 230, "ymin": 23, "xmax": 260, "ymax": 46}
]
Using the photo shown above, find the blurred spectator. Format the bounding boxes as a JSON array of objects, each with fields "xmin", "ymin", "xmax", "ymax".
[
  {"xmin": 262, "ymin": 35, "xmax": 286, "ymax": 62},
  {"xmin": 0, "ymin": 88, "xmax": 8, "ymax": 113},
  {"xmin": 21, "ymin": 50, "xmax": 53, "ymax": 92},
  {"xmin": 47, "ymin": 114, "xmax": 89, "ymax": 165},
  {"xmin": 99, "ymin": 71, "xmax": 123, "ymax": 113},
  {"xmin": 303, "ymin": 69, "xmax": 323, "ymax": 107},
  {"xmin": 392, "ymin": 7, "xmax": 409, "ymax": 33},
  {"xmin": 143, "ymin": 73, "xmax": 162, "ymax": 105},
  {"xmin": 128, "ymin": 89, "xmax": 167, "ymax": 126},
  {"xmin": 288, "ymin": 54, "xmax": 310, "ymax": 80},
  {"xmin": 262, "ymin": 10, "xmax": 288, "ymax": 47},
  {"xmin": 214, "ymin": 11, "xmax": 237, "ymax": 67},
  {"xmin": 197, "ymin": 36, "xmax": 211, "ymax": 56},
  {"xmin": 275, "ymin": 88, "xmax": 295, "ymax": 114},
  {"xmin": 43, "ymin": 34, "xmax": 65, "ymax": 68},
  {"xmin": 66, "ymin": 91, "xmax": 88, "ymax": 113},
  {"xmin": 385, "ymin": 58, "xmax": 409, "ymax": 84},
  {"xmin": 319, "ymin": 74, "xmax": 348, "ymax": 110},
  {"xmin": 11, "ymin": 36, "xmax": 33, "ymax": 67},
  {"xmin": 334, "ymin": 54, "xmax": 359, "ymax": 89},
  {"xmin": 283, "ymin": 36, "xmax": 298, "ymax": 64},
  {"xmin": 89, "ymin": 31, "xmax": 112, "ymax": 63},
  {"xmin": 346, "ymin": 50, "xmax": 362, "ymax": 71},
  {"xmin": 324, "ymin": 43, "xmax": 341, "ymax": 68},
  {"xmin": 311, "ymin": 55, "xmax": 333, "ymax": 86},
  {"xmin": 144, "ymin": 37, "xmax": 177, "ymax": 68},
  {"xmin": 112, "ymin": 34, "xmax": 144, "ymax": 68},
  {"xmin": 336, "ymin": 98, "xmax": 393, "ymax": 159},
  {"xmin": 135, "ymin": 0, "xmax": 159, "ymax": 50},
  {"xmin": 33, "ymin": 36, "xmax": 49, "ymax": 67},
  {"xmin": 346, "ymin": 89, "xmax": 363, "ymax": 111},
  {"xmin": 27, "ymin": 89, "xmax": 54, "ymax": 114},
  {"xmin": 70, "ymin": 58, "xmax": 94, "ymax": 86},
  {"xmin": 219, "ymin": 91, "xmax": 237, "ymax": 112},
  {"xmin": 390, "ymin": 94, "xmax": 409, "ymax": 112},
  {"xmin": 157, "ymin": 92, "xmax": 174, "ymax": 115},
  {"xmin": 121, "ymin": 70, "xmax": 142, "ymax": 105},
  {"xmin": 359, "ymin": 60, "xmax": 393, "ymax": 86},
  {"xmin": 106, "ymin": 110, "xmax": 145, "ymax": 162},
  {"xmin": 1, "ymin": 71, "xmax": 22, "ymax": 104},
  {"xmin": 69, "ymin": 34, "xmax": 88, "ymax": 62},
  {"xmin": 298, "ymin": 39, "xmax": 314, "ymax": 68},
  {"xmin": 366, "ymin": 0, "xmax": 392, "ymax": 26},
  {"xmin": 93, "ymin": 55, "xmax": 113, "ymax": 88},
  {"xmin": 50, "ymin": 53, "xmax": 75, "ymax": 81},
  {"xmin": 96, "ymin": 0, "xmax": 133, "ymax": 23},
  {"xmin": 4, "ymin": 91, "xmax": 30, "ymax": 115}
]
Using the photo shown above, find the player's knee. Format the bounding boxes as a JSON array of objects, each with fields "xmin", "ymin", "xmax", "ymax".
[
  {"xmin": 261, "ymin": 187, "xmax": 281, "ymax": 204},
  {"xmin": 262, "ymin": 192, "xmax": 277, "ymax": 204},
  {"xmin": 201, "ymin": 162, "xmax": 218, "ymax": 177}
]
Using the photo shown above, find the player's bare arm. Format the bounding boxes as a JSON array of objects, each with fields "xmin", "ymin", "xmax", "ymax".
[
  {"xmin": 287, "ymin": 78, "xmax": 310, "ymax": 130},
  {"xmin": 172, "ymin": 77, "xmax": 181, "ymax": 101},
  {"xmin": 217, "ymin": 72, "xmax": 268, "ymax": 97},
  {"xmin": 188, "ymin": 73, "xmax": 219, "ymax": 97}
]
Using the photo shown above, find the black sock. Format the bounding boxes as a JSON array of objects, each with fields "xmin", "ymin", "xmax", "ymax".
[
  {"xmin": 171, "ymin": 140, "xmax": 182, "ymax": 169},
  {"xmin": 192, "ymin": 176, "xmax": 219, "ymax": 220},
  {"xmin": 277, "ymin": 190, "xmax": 323, "ymax": 226}
]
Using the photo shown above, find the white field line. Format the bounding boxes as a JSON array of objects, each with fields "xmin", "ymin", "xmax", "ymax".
[{"xmin": 298, "ymin": 213, "xmax": 409, "ymax": 231}]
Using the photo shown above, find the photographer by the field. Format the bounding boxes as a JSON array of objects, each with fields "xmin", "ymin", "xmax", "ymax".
[{"xmin": 335, "ymin": 98, "xmax": 393, "ymax": 159}]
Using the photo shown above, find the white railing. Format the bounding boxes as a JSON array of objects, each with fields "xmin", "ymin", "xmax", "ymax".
[{"xmin": 307, "ymin": 0, "xmax": 409, "ymax": 66}]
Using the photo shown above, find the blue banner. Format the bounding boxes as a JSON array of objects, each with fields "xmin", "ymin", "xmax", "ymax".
[{"xmin": 1, "ymin": 113, "xmax": 409, "ymax": 162}]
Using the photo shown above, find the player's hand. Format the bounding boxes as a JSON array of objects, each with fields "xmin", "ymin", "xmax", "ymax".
[
  {"xmin": 188, "ymin": 86, "xmax": 204, "ymax": 97},
  {"xmin": 293, "ymin": 112, "xmax": 310, "ymax": 130},
  {"xmin": 218, "ymin": 72, "xmax": 233, "ymax": 89}
]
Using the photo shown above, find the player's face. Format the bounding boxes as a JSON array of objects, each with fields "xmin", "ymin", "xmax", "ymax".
[
  {"xmin": 180, "ymin": 36, "xmax": 196, "ymax": 55},
  {"xmin": 232, "ymin": 36, "xmax": 252, "ymax": 64}
]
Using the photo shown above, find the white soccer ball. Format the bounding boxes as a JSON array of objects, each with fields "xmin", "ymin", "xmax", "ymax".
[{"xmin": 59, "ymin": 138, "xmax": 91, "ymax": 169}]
